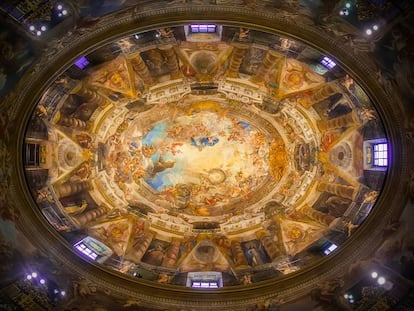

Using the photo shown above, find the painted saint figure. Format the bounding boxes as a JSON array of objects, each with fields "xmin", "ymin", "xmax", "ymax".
[{"xmin": 247, "ymin": 245, "xmax": 264, "ymax": 267}]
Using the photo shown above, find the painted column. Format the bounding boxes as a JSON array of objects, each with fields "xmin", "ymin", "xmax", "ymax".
[
  {"xmin": 57, "ymin": 115, "xmax": 88, "ymax": 129},
  {"xmin": 54, "ymin": 181, "xmax": 89, "ymax": 197},
  {"xmin": 162, "ymin": 239, "xmax": 181, "ymax": 268},
  {"xmin": 259, "ymin": 233, "xmax": 284, "ymax": 261},
  {"xmin": 226, "ymin": 43, "xmax": 249, "ymax": 78},
  {"xmin": 73, "ymin": 82, "xmax": 106, "ymax": 106},
  {"xmin": 125, "ymin": 232, "xmax": 154, "ymax": 263},
  {"xmin": 159, "ymin": 45, "xmax": 181, "ymax": 79},
  {"xmin": 317, "ymin": 182, "xmax": 357, "ymax": 200},
  {"xmin": 231, "ymin": 239, "xmax": 249, "ymax": 267},
  {"xmin": 74, "ymin": 205, "xmax": 107, "ymax": 227},
  {"xmin": 299, "ymin": 84, "xmax": 338, "ymax": 108},
  {"xmin": 301, "ymin": 204, "xmax": 336, "ymax": 226},
  {"xmin": 250, "ymin": 50, "xmax": 282, "ymax": 84},
  {"xmin": 317, "ymin": 111, "xmax": 360, "ymax": 131},
  {"xmin": 127, "ymin": 52, "xmax": 155, "ymax": 84}
]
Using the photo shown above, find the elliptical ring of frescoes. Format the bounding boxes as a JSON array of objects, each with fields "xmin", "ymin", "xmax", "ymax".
[{"xmin": 24, "ymin": 24, "xmax": 387, "ymax": 287}]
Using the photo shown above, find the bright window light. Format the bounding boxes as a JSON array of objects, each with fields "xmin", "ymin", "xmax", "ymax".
[
  {"xmin": 75, "ymin": 242, "xmax": 98, "ymax": 260},
  {"xmin": 373, "ymin": 143, "xmax": 388, "ymax": 166},
  {"xmin": 320, "ymin": 56, "xmax": 336, "ymax": 69},
  {"xmin": 323, "ymin": 243, "xmax": 338, "ymax": 255},
  {"xmin": 192, "ymin": 281, "xmax": 219, "ymax": 288},
  {"xmin": 190, "ymin": 24, "xmax": 217, "ymax": 33},
  {"xmin": 74, "ymin": 56, "xmax": 90, "ymax": 69}
]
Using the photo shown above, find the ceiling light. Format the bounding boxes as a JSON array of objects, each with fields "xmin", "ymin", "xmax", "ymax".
[
  {"xmin": 26, "ymin": 274, "xmax": 32, "ymax": 280},
  {"xmin": 57, "ymin": 4, "xmax": 63, "ymax": 10},
  {"xmin": 61, "ymin": 290, "xmax": 66, "ymax": 296},
  {"xmin": 377, "ymin": 276, "xmax": 386, "ymax": 285},
  {"xmin": 366, "ymin": 29, "xmax": 373, "ymax": 35},
  {"xmin": 345, "ymin": 3, "xmax": 351, "ymax": 8},
  {"xmin": 29, "ymin": 25, "xmax": 35, "ymax": 31},
  {"xmin": 41, "ymin": 25, "xmax": 46, "ymax": 31},
  {"xmin": 40, "ymin": 279, "xmax": 46, "ymax": 284},
  {"xmin": 31, "ymin": 272, "xmax": 38, "ymax": 278},
  {"xmin": 373, "ymin": 25, "xmax": 379, "ymax": 31},
  {"xmin": 371, "ymin": 271, "xmax": 378, "ymax": 278},
  {"xmin": 339, "ymin": 8, "xmax": 349, "ymax": 16},
  {"xmin": 36, "ymin": 31, "xmax": 42, "ymax": 36},
  {"xmin": 62, "ymin": 10, "xmax": 68, "ymax": 16}
]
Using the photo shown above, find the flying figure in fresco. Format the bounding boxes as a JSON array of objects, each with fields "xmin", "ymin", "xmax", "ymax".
[
  {"xmin": 190, "ymin": 136, "xmax": 219, "ymax": 151},
  {"xmin": 150, "ymin": 155, "xmax": 175, "ymax": 177}
]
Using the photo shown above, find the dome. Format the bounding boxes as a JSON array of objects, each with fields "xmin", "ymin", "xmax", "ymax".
[{"xmin": 24, "ymin": 15, "xmax": 387, "ymax": 287}]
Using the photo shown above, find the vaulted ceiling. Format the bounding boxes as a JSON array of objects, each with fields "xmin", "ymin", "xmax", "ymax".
[{"xmin": 1, "ymin": 1, "xmax": 413, "ymax": 310}]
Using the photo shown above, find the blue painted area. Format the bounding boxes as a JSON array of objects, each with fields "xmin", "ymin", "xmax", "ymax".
[
  {"xmin": 237, "ymin": 121, "xmax": 251, "ymax": 131},
  {"xmin": 142, "ymin": 123, "xmax": 167, "ymax": 145},
  {"xmin": 190, "ymin": 136, "xmax": 219, "ymax": 149},
  {"xmin": 146, "ymin": 170, "xmax": 173, "ymax": 191}
]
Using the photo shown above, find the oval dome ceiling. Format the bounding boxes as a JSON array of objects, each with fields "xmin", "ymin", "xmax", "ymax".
[{"xmin": 24, "ymin": 23, "xmax": 388, "ymax": 287}]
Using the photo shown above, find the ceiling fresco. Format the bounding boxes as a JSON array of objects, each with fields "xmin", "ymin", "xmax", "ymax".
[{"xmin": 24, "ymin": 24, "xmax": 388, "ymax": 287}]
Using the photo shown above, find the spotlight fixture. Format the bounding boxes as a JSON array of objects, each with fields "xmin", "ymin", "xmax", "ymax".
[
  {"xmin": 371, "ymin": 271, "xmax": 378, "ymax": 278},
  {"xmin": 366, "ymin": 29, "xmax": 373, "ymax": 35},
  {"xmin": 373, "ymin": 24, "xmax": 379, "ymax": 31},
  {"xmin": 40, "ymin": 279, "xmax": 46, "ymax": 284}
]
